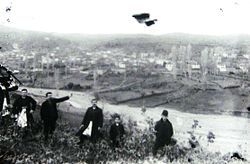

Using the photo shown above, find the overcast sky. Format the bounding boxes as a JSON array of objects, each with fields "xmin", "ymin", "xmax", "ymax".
[{"xmin": 0, "ymin": 0, "xmax": 250, "ymax": 35}]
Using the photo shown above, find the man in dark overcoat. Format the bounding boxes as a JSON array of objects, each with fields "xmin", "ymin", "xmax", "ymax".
[
  {"xmin": 77, "ymin": 99, "xmax": 103, "ymax": 144},
  {"xmin": 13, "ymin": 89, "xmax": 37, "ymax": 129},
  {"xmin": 153, "ymin": 110, "xmax": 173, "ymax": 156},
  {"xmin": 40, "ymin": 92, "xmax": 70, "ymax": 141}
]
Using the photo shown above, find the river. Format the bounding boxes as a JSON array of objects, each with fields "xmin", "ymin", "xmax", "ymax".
[{"xmin": 25, "ymin": 87, "xmax": 250, "ymax": 160}]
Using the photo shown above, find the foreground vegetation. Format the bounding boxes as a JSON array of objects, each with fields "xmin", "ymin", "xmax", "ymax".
[{"xmin": 0, "ymin": 114, "xmax": 247, "ymax": 164}]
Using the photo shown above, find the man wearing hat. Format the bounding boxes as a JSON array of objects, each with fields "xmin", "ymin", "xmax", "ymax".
[{"xmin": 153, "ymin": 109, "xmax": 173, "ymax": 156}]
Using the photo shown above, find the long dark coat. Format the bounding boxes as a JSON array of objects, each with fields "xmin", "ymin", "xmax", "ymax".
[
  {"xmin": 13, "ymin": 95, "xmax": 37, "ymax": 124},
  {"xmin": 154, "ymin": 118, "xmax": 173, "ymax": 146},
  {"xmin": 40, "ymin": 96, "xmax": 69, "ymax": 122},
  {"xmin": 13, "ymin": 96, "xmax": 37, "ymax": 114},
  {"xmin": 109, "ymin": 123, "xmax": 125, "ymax": 147},
  {"xmin": 80, "ymin": 106, "xmax": 103, "ymax": 141}
]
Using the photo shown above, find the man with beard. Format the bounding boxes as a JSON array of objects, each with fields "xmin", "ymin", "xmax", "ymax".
[
  {"xmin": 77, "ymin": 99, "xmax": 103, "ymax": 144},
  {"xmin": 153, "ymin": 110, "xmax": 174, "ymax": 156},
  {"xmin": 40, "ymin": 92, "xmax": 70, "ymax": 141},
  {"xmin": 13, "ymin": 88, "xmax": 37, "ymax": 137}
]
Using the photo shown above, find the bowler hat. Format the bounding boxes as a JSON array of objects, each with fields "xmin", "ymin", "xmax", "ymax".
[{"xmin": 162, "ymin": 110, "xmax": 168, "ymax": 116}]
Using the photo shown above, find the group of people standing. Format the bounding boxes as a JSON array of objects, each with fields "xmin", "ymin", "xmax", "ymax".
[
  {"xmin": 76, "ymin": 98, "xmax": 127, "ymax": 149},
  {"xmin": 1, "ymin": 87, "xmax": 70, "ymax": 141},
  {"xmin": 0, "ymin": 85, "xmax": 174, "ymax": 156},
  {"xmin": 73, "ymin": 98, "xmax": 174, "ymax": 156}
]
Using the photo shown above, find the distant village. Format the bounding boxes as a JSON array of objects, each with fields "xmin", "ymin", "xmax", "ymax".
[{"xmin": 1, "ymin": 42, "xmax": 250, "ymax": 86}]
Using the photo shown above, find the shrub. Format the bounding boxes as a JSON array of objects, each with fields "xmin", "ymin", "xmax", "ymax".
[{"xmin": 0, "ymin": 115, "xmax": 247, "ymax": 163}]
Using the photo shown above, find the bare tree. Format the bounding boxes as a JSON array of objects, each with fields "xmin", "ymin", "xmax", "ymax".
[
  {"xmin": 207, "ymin": 48, "xmax": 217, "ymax": 75},
  {"xmin": 186, "ymin": 44, "xmax": 192, "ymax": 78},
  {"xmin": 179, "ymin": 46, "xmax": 187, "ymax": 76},
  {"xmin": 171, "ymin": 46, "xmax": 178, "ymax": 80},
  {"xmin": 201, "ymin": 47, "xmax": 209, "ymax": 81}
]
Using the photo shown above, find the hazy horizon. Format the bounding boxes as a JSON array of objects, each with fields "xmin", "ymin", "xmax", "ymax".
[
  {"xmin": 2, "ymin": 25, "xmax": 250, "ymax": 38},
  {"xmin": 1, "ymin": 0, "xmax": 250, "ymax": 36}
]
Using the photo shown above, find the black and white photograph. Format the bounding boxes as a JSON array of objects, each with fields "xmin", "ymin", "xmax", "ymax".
[{"xmin": 0, "ymin": 0, "xmax": 250, "ymax": 163}]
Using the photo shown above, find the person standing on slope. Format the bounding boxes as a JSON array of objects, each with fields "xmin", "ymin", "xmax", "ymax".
[
  {"xmin": 76, "ymin": 98, "xmax": 103, "ymax": 144},
  {"xmin": 13, "ymin": 88, "xmax": 37, "ymax": 138},
  {"xmin": 40, "ymin": 92, "xmax": 70, "ymax": 141},
  {"xmin": 153, "ymin": 110, "xmax": 174, "ymax": 156}
]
